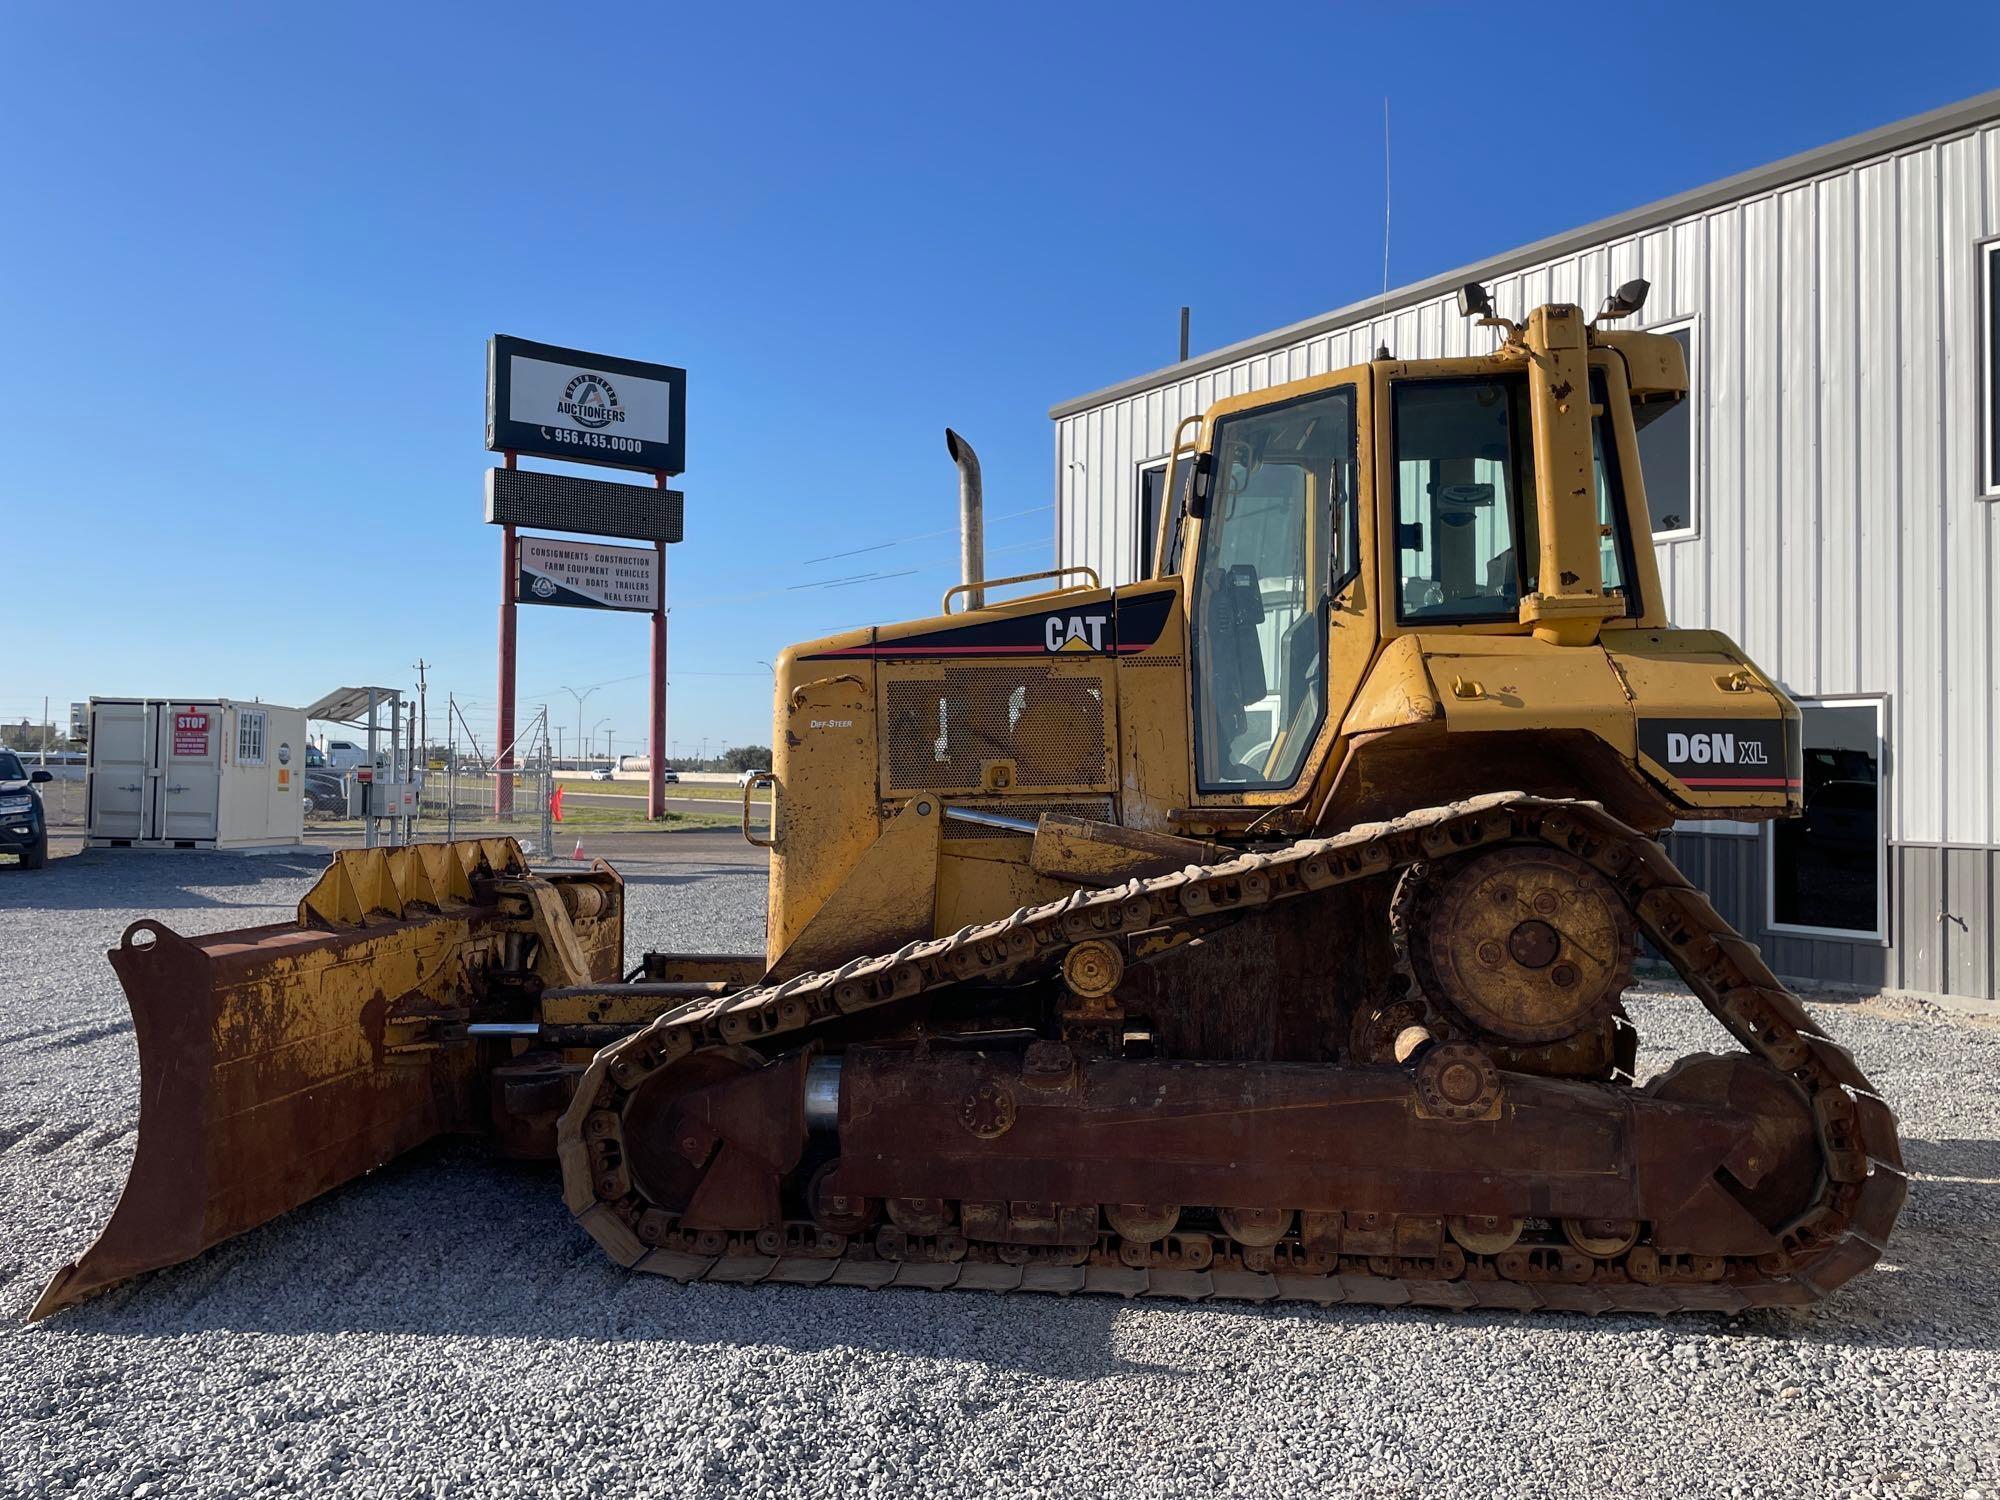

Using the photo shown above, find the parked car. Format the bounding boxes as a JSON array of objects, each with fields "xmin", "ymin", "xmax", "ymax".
[
  {"xmin": 303, "ymin": 766, "xmax": 347, "ymax": 819},
  {"xmin": 0, "ymin": 750, "xmax": 53, "ymax": 869}
]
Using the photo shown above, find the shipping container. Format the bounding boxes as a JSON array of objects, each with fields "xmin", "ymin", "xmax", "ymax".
[{"xmin": 87, "ymin": 698, "xmax": 308, "ymax": 849}]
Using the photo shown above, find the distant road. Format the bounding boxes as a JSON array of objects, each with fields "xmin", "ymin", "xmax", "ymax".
[{"xmin": 560, "ymin": 791, "xmax": 767, "ymax": 820}]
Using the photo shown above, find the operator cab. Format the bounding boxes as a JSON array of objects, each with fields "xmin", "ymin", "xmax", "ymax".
[{"xmin": 1165, "ymin": 281, "xmax": 1680, "ymax": 806}]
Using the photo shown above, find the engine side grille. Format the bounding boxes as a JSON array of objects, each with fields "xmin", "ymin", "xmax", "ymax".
[{"xmin": 884, "ymin": 665, "xmax": 1113, "ymax": 795}]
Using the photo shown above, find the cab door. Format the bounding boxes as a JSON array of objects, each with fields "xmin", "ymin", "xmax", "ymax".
[{"xmin": 1183, "ymin": 371, "xmax": 1376, "ymax": 815}]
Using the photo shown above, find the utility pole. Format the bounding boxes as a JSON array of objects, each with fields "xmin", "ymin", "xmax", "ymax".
[
  {"xmin": 41, "ymin": 696, "xmax": 48, "ymax": 766},
  {"xmin": 411, "ymin": 659, "xmax": 429, "ymax": 761},
  {"xmin": 562, "ymin": 685, "xmax": 601, "ymax": 774}
]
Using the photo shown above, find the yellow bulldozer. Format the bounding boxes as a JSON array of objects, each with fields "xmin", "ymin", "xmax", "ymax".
[{"xmin": 36, "ymin": 284, "xmax": 1905, "ymax": 1320}]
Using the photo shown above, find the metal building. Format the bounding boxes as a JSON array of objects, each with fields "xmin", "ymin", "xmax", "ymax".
[{"xmin": 1051, "ymin": 90, "xmax": 2000, "ymax": 1004}]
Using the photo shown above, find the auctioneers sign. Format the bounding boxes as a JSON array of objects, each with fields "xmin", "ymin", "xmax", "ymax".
[
  {"xmin": 487, "ymin": 335, "xmax": 687, "ymax": 475},
  {"xmin": 516, "ymin": 534, "xmax": 661, "ymax": 613}
]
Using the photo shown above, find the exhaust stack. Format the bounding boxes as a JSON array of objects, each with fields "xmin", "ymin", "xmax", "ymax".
[{"xmin": 945, "ymin": 427, "xmax": 983, "ymax": 610}]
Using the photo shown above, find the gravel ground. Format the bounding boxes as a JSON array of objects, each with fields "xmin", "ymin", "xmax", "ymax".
[{"xmin": 2, "ymin": 841, "xmax": 1996, "ymax": 1499}]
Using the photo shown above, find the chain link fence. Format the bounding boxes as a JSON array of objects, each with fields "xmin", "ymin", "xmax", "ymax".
[
  {"xmin": 419, "ymin": 706, "xmax": 554, "ymax": 854},
  {"xmin": 32, "ymin": 770, "xmax": 88, "ymax": 831}
]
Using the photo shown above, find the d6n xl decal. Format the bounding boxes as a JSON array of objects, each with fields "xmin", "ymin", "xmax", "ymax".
[{"xmin": 1637, "ymin": 717, "xmax": 1799, "ymax": 791}]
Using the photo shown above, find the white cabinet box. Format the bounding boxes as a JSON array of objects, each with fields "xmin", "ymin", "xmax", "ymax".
[{"xmin": 87, "ymin": 698, "xmax": 308, "ymax": 849}]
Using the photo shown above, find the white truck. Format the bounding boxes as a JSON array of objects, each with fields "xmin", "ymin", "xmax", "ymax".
[{"xmin": 319, "ymin": 737, "xmax": 371, "ymax": 771}]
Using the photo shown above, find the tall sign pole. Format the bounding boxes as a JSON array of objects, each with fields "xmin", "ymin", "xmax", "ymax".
[
  {"xmin": 649, "ymin": 499, "xmax": 668, "ymax": 821},
  {"xmin": 497, "ymin": 455, "xmax": 518, "ymax": 815}
]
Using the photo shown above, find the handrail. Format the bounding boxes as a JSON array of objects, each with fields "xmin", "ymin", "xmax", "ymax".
[
  {"xmin": 741, "ymin": 772, "xmax": 777, "ymax": 849},
  {"xmin": 941, "ymin": 565, "xmax": 1102, "ymax": 615},
  {"xmin": 1158, "ymin": 413, "xmax": 1206, "ymax": 576}
]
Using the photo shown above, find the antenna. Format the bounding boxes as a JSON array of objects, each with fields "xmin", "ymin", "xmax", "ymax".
[{"xmin": 1376, "ymin": 97, "xmax": 1392, "ymax": 361}]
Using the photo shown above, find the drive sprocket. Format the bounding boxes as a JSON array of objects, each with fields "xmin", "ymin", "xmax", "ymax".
[{"xmin": 1401, "ymin": 845, "xmax": 1636, "ymax": 1045}]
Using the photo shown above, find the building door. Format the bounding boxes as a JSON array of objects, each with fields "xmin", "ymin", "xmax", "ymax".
[
  {"xmin": 88, "ymin": 701, "xmax": 151, "ymax": 841},
  {"xmin": 160, "ymin": 702, "xmax": 222, "ymax": 842}
]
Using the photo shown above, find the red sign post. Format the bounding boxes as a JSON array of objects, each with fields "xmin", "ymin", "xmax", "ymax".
[
  {"xmin": 496, "ymin": 456, "xmax": 519, "ymax": 815},
  {"xmin": 650, "ymin": 487, "xmax": 668, "ymax": 822}
]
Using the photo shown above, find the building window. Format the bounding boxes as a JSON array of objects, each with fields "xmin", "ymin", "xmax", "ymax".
[
  {"xmin": 1767, "ymin": 698, "xmax": 1886, "ymax": 942},
  {"xmin": 1136, "ymin": 460, "xmax": 1168, "ymax": 579},
  {"xmin": 1632, "ymin": 321, "xmax": 1697, "ymax": 537},
  {"xmin": 237, "ymin": 710, "xmax": 267, "ymax": 767},
  {"xmin": 1983, "ymin": 239, "xmax": 2000, "ymax": 498}
]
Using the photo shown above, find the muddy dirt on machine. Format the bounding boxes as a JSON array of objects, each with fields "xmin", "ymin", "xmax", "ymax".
[{"xmin": 558, "ymin": 796, "xmax": 1905, "ymax": 1313}]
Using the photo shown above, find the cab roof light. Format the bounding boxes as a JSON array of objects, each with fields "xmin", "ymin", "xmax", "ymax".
[{"xmin": 1596, "ymin": 279, "xmax": 1650, "ymax": 323}]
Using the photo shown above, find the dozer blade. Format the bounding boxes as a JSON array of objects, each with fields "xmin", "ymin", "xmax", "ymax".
[{"xmin": 32, "ymin": 838, "xmax": 622, "ymax": 1320}]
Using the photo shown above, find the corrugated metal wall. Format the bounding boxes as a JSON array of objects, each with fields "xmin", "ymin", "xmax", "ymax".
[
  {"xmin": 1055, "ymin": 118, "xmax": 2000, "ymax": 999},
  {"xmin": 1663, "ymin": 835, "xmax": 1995, "ymax": 1002}
]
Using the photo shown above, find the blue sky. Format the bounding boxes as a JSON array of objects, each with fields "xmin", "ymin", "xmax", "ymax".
[{"xmin": 4, "ymin": 4, "xmax": 1995, "ymax": 756}]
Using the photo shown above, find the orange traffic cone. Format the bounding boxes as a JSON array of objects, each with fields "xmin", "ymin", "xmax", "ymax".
[{"xmin": 573, "ymin": 839, "xmax": 586, "ymax": 862}]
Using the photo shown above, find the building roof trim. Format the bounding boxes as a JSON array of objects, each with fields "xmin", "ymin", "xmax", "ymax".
[{"xmin": 1050, "ymin": 88, "xmax": 2000, "ymax": 420}]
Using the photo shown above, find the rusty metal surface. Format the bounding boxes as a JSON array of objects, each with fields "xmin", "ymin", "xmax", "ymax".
[
  {"xmin": 826, "ymin": 1047, "xmax": 1756, "ymax": 1234},
  {"xmin": 32, "ymin": 839, "xmax": 625, "ymax": 1321},
  {"xmin": 562, "ymin": 795, "xmax": 1906, "ymax": 1314},
  {"xmin": 640, "ymin": 954, "xmax": 767, "ymax": 985},
  {"xmin": 32, "ymin": 913, "xmax": 496, "ymax": 1319},
  {"xmin": 1028, "ymin": 816, "xmax": 1221, "ymax": 887}
]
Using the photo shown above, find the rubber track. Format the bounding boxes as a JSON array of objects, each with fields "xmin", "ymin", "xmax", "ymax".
[{"xmin": 561, "ymin": 794, "xmax": 1908, "ymax": 1314}]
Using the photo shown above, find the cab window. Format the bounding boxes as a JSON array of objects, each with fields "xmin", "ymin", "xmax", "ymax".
[
  {"xmin": 1393, "ymin": 378, "xmax": 1527, "ymax": 622},
  {"xmin": 1396, "ymin": 374, "xmax": 1641, "ymax": 623},
  {"xmin": 1587, "ymin": 372, "xmax": 1642, "ymax": 616},
  {"xmin": 1192, "ymin": 385, "xmax": 1358, "ymax": 791}
]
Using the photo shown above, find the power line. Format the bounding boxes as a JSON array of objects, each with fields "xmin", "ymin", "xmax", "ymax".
[
  {"xmin": 798, "ymin": 540, "xmax": 896, "ymax": 566},
  {"xmin": 676, "ymin": 537, "xmax": 1048, "ymax": 611},
  {"xmin": 797, "ymin": 504, "xmax": 1051, "ymax": 567},
  {"xmin": 511, "ymin": 666, "xmax": 770, "ymax": 705},
  {"xmin": 821, "ymin": 569, "xmax": 918, "ymax": 588}
]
